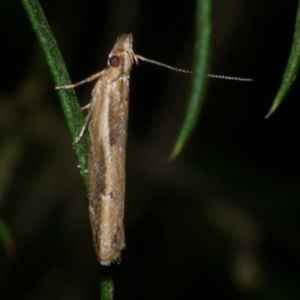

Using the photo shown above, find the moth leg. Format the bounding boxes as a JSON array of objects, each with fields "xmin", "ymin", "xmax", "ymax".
[
  {"xmin": 81, "ymin": 103, "xmax": 91, "ymax": 110},
  {"xmin": 73, "ymin": 110, "xmax": 92, "ymax": 145},
  {"xmin": 55, "ymin": 70, "xmax": 105, "ymax": 90}
]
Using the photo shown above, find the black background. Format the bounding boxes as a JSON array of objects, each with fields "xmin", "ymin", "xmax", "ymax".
[{"xmin": 1, "ymin": 0, "xmax": 300, "ymax": 299}]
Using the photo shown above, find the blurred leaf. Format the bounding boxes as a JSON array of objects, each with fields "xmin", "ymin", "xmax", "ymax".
[
  {"xmin": 170, "ymin": 0, "xmax": 212, "ymax": 159},
  {"xmin": 0, "ymin": 218, "xmax": 14, "ymax": 257},
  {"xmin": 265, "ymin": 1, "xmax": 300, "ymax": 118}
]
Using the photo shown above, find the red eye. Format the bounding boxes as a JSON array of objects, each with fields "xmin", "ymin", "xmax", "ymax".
[{"xmin": 109, "ymin": 55, "xmax": 120, "ymax": 67}]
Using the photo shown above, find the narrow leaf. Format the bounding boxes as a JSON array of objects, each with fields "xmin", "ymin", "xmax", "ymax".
[
  {"xmin": 265, "ymin": 1, "xmax": 300, "ymax": 118},
  {"xmin": 170, "ymin": 0, "xmax": 212, "ymax": 159}
]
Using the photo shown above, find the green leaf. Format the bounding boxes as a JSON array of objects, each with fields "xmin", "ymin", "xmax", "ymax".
[
  {"xmin": 265, "ymin": 0, "xmax": 300, "ymax": 118},
  {"xmin": 170, "ymin": 0, "xmax": 212, "ymax": 159}
]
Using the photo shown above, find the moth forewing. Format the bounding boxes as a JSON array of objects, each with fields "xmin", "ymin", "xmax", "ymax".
[
  {"xmin": 87, "ymin": 35, "xmax": 133, "ymax": 265},
  {"xmin": 55, "ymin": 35, "xmax": 133, "ymax": 265}
]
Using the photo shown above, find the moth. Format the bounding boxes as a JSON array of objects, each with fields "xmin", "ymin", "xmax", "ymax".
[
  {"xmin": 56, "ymin": 34, "xmax": 252, "ymax": 265},
  {"xmin": 56, "ymin": 34, "xmax": 190, "ymax": 265}
]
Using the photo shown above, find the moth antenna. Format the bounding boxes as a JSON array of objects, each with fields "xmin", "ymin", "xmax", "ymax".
[
  {"xmin": 135, "ymin": 55, "xmax": 191, "ymax": 74},
  {"xmin": 135, "ymin": 55, "xmax": 253, "ymax": 81},
  {"xmin": 208, "ymin": 74, "xmax": 253, "ymax": 82}
]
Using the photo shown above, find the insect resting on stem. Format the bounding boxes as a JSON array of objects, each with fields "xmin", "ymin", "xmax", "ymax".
[{"xmin": 55, "ymin": 33, "xmax": 252, "ymax": 265}]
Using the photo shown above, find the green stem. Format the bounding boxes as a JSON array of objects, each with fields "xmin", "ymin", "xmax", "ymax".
[
  {"xmin": 100, "ymin": 266, "xmax": 114, "ymax": 299},
  {"xmin": 21, "ymin": 1, "xmax": 114, "ymax": 299},
  {"xmin": 21, "ymin": 0, "xmax": 89, "ymax": 187}
]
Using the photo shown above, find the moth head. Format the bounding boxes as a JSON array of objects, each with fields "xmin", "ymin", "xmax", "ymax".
[{"xmin": 108, "ymin": 34, "xmax": 136, "ymax": 74}]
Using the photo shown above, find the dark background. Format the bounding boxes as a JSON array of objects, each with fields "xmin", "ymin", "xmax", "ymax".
[{"xmin": 1, "ymin": 0, "xmax": 300, "ymax": 299}]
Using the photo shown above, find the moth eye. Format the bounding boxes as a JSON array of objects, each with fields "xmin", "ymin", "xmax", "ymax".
[{"xmin": 109, "ymin": 55, "xmax": 120, "ymax": 67}]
